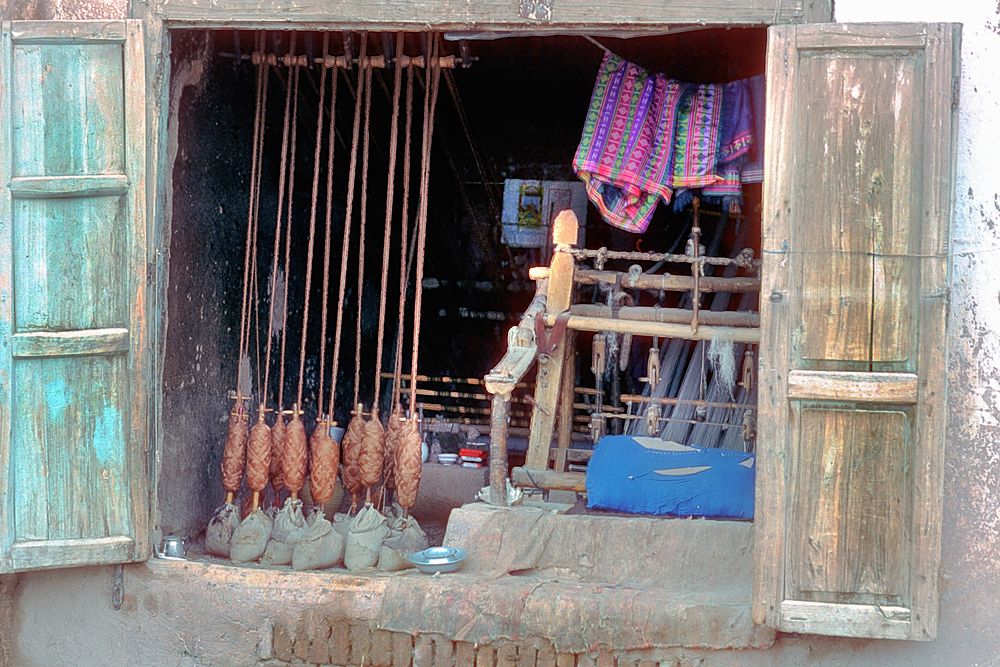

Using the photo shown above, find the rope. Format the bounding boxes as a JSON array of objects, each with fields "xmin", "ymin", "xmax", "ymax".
[
  {"xmin": 277, "ymin": 53, "xmax": 302, "ymax": 412},
  {"xmin": 353, "ymin": 48, "xmax": 374, "ymax": 409},
  {"xmin": 235, "ymin": 31, "xmax": 268, "ymax": 401},
  {"xmin": 317, "ymin": 60, "xmax": 341, "ymax": 419},
  {"xmin": 408, "ymin": 33, "xmax": 443, "ymax": 413},
  {"xmin": 249, "ymin": 34, "xmax": 269, "ymax": 403},
  {"xmin": 392, "ymin": 60, "xmax": 416, "ymax": 410},
  {"xmin": 262, "ymin": 32, "xmax": 297, "ymax": 409},
  {"xmin": 372, "ymin": 32, "xmax": 405, "ymax": 410},
  {"xmin": 327, "ymin": 35, "xmax": 369, "ymax": 422},
  {"xmin": 296, "ymin": 33, "xmax": 329, "ymax": 410}
]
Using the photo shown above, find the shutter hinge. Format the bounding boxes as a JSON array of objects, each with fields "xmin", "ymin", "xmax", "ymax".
[
  {"xmin": 111, "ymin": 563, "xmax": 125, "ymax": 610},
  {"xmin": 952, "ymin": 74, "xmax": 961, "ymax": 110}
]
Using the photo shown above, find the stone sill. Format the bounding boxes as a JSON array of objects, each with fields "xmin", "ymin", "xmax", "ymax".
[{"xmin": 146, "ymin": 504, "xmax": 771, "ymax": 655}]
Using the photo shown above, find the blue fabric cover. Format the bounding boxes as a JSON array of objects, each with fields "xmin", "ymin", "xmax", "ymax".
[{"xmin": 585, "ymin": 435, "xmax": 754, "ymax": 519}]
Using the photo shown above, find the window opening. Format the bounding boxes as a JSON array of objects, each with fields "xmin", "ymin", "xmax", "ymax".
[{"xmin": 161, "ymin": 27, "xmax": 765, "ymax": 571}]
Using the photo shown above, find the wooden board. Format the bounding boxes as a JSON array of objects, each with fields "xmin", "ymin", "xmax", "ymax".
[
  {"xmin": 145, "ymin": 0, "xmax": 830, "ymax": 29},
  {"xmin": 753, "ymin": 22, "xmax": 960, "ymax": 640},
  {"xmin": 0, "ymin": 20, "xmax": 149, "ymax": 573}
]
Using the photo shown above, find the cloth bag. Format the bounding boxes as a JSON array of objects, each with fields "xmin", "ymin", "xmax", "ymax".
[
  {"xmin": 205, "ymin": 502, "xmax": 241, "ymax": 558},
  {"xmin": 331, "ymin": 512, "xmax": 352, "ymax": 538},
  {"xmin": 292, "ymin": 511, "xmax": 345, "ymax": 571},
  {"xmin": 378, "ymin": 516, "xmax": 429, "ymax": 572},
  {"xmin": 262, "ymin": 499, "xmax": 307, "ymax": 565},
  {"xmin": 344, "ymin": 505, "xmax": 389, "ymax": 571},
  {"xmin": 229, "ymin": 509, "xmax": 273, "ymax": 563}
]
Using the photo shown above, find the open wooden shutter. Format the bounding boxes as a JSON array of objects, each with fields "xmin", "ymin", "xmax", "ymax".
[
  {"xmin": 0, "ymin": 20, "xmax": 149, "ymax": 572},
  {"xmin": 753, "ymin": 23, "xmax": 960, "ymax": 640}
]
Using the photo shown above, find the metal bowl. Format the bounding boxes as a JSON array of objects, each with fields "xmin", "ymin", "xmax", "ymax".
[{"xmin": 408, "ymin": 546, "xmax": 467, "ymax": 574}]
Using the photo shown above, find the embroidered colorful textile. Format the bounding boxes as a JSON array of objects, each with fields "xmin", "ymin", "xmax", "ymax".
[
  {"xmin": 575, "ymin": 54, "xmax": 763, "ymax": 233},
  {"xmin": 667, "ymin": 82, "xmax": 724, "ymax": 189},
  {"xmin": 681, "ymin": 75, "xmax": 756, "ymax": 206},
  {"xmin": 573, "ymin": 53, "xmax": 683, "ymax": 233}
]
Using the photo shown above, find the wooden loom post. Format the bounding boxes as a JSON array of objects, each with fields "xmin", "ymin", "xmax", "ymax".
[
  {"xmin": 525, "ymin": 210, "xmax": 578, "ymax": 470},
  {"xmin": 484, "ymin": 278, "xmax": 548, "ymax": 505},
  {"xmin": 553, "ymin": 329, "xmax": 577, "ymax": 472},
  {"xmin": 488, "ymin": 393, "xmax": 510, "ymax": 504}
]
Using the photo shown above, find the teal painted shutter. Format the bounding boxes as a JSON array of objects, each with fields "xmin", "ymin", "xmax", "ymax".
[
  {"xmin": 0, "ymin": 20, "xmax": 149, "ymax": 572},
  {"xmin": 754, "ymin": 23, "xmax": 960, "ymax": 640}
]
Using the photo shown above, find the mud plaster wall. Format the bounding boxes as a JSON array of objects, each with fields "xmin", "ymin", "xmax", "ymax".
[
  {"xmin": 3, "ymin": 1, "xmax": 1000, "ymax": 666},
  {"xmin": 157, "ymin": 31, "xmax": 259, "ymax": 538}
]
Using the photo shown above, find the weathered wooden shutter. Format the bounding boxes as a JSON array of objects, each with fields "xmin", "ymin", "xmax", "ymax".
[
  {"xmin": 0, "ymin": 20, "xmax": 149, "ymax": 572},
  {"xmin": 754, "ymin": 23, "xmax": 960, "ymax": 640}
]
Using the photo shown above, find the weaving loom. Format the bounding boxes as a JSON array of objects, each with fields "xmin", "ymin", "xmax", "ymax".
[{"xmin": 484, "ymin": 200, "xmax": 759, "ymax": 503}]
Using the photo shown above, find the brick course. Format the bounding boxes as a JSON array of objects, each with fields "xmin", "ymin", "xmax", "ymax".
[{"xmin": 266, "ymin": 617, "xmax": 715, "ymax": 667}]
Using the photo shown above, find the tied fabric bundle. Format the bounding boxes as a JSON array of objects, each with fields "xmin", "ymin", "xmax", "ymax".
[
  {"xmin": 342, "ymin": 410, "xmax": 366, "ymax": 510},
  {"xmin": 246, "ymin": 413, "xmax": 272, "ymax": 498},
  {"xmin": 574, "ymin": 52, "xmax": 762, "ymax": 232},
  {"xmin": 394, "ymin": 417, "xmax": 423, "ymax": 511},
  {"xmin": 360, "ymin": 410, "xmax": 386, "ymax": 501},
  {"xmin": 221, "ymin": 407, "xmax": 249, "ymax": 495},
  {"xmin": 283, "ymin": 411, "xmax": 308, "ymax": 498},
  {"xmin": 270, "ymin": 416, "xmax": 287, "ymax": 501},
  {"xmin": 383, "ymin": 406, "xmax": 403, "ymax": 491},
  {"xmin": 309, "ymin": 421, "xmax": 339, "ymax": 508}
]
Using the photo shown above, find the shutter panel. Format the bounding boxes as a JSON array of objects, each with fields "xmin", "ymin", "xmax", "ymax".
[
  {"xmin": 0, "ymin": 20, "xmax": 150, "ymax": 572},
  {"xmin": 753, "ymin": 23, "xmax": 960, "ymax": 640}
]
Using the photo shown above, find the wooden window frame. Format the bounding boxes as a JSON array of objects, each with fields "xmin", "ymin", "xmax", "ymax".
[{"xmin": 136, "ymin": 0, "xmax": 832, "ymax": 551}]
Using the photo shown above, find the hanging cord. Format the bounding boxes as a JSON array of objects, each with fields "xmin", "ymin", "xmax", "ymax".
[
  {"xmin": 372, "ymin": 32, "xmax": 405, "ymax": 412},
  {"xmin": 317, "ymin": 62, "xmax": 341, "ymax": 420},
  {"xmin": 392, "ymin": 60, "xmax": 416, "ymax": 410},
  {"xmin": 235, "ymin": 32, "xmax": 268, "ymax": 403},
  {"xmin": 277, "ymin": 52, "xmax": 302, "ymax": 412},
  {"xmin": 408, "ymin": 33, "xmax": 443, "ymax": 414},
  {"xmin": 262, "ymin": 32, "xmax": 297, "ymax": 410},
  {"xmin": 296, "ymin": 33, "xmax": 330, "ymax": 411},
  {"xmin": 327, "ymin": 35, "xmax": 369, "ymax": 421},
  {"xmin": 353, "ymin": 49, "xmax": 374, "ymax": 410},
  {"xmin": 247, "ymin": 34, "xmax": 270, "ymax": 405}
]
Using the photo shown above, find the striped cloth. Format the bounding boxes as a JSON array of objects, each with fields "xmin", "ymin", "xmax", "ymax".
[
  {"xmin": 573, "ymin": 53, "xmax": 682, "ymax": 233},
  {"xmin": 574, "ymin": 53, "xmax": 761, "ymax": 233}
]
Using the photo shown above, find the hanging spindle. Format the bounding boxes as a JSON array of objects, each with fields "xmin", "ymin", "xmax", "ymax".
[
  {"xmin": 383, "ymin": 48, "xmax": 417, "ymax": 506},
  {"xmin": 309, "ymin": 35, "xmax": 341, "ymax": 515},
  {"xmin": 396, "ymin": 34, "xmax": 443, "ymax": 517},
  {"xmin": 331, "ymin": 36, "xmax": 370, "ymax": 514}
]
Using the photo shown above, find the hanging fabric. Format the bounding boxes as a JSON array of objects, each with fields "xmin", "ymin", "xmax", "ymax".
[{"xmin": 573, "ymin": 52, "xmax": 761, "ymax": 233}]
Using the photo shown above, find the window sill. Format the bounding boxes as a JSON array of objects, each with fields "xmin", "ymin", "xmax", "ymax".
[{"xmin": 148, "ymin": 503, "xmax": 772, "ymax": 653}]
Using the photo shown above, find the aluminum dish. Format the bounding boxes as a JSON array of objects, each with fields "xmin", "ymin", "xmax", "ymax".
[{"xmin": 408, "ymin": 546, "xmax": 467, "ymax": 574}]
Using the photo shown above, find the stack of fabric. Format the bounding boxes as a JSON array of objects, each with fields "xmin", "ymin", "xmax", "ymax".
[{"xmin": 573, "ymin": 52, "xmax": 765, "ymax": 233}]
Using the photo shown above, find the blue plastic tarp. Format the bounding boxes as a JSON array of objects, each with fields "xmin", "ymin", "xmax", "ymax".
[{"xmin": 585, "ymin": 435, "xmax": 754, "ymax": 519}]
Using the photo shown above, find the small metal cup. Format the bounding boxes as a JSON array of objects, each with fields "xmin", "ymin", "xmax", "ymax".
[{"xmin": 161, "ymin": 535, "xmax": 186, "ymax": 559}]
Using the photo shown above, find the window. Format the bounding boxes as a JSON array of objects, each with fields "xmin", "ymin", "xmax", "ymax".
[{"xmin": 0, "ymin": 17, "xmax": 960, "ymax": 643}]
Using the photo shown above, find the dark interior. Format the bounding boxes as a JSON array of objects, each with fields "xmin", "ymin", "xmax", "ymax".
[{"xmin": 158, "ymin": 28, "xmax": 766, "ymax": 538}]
